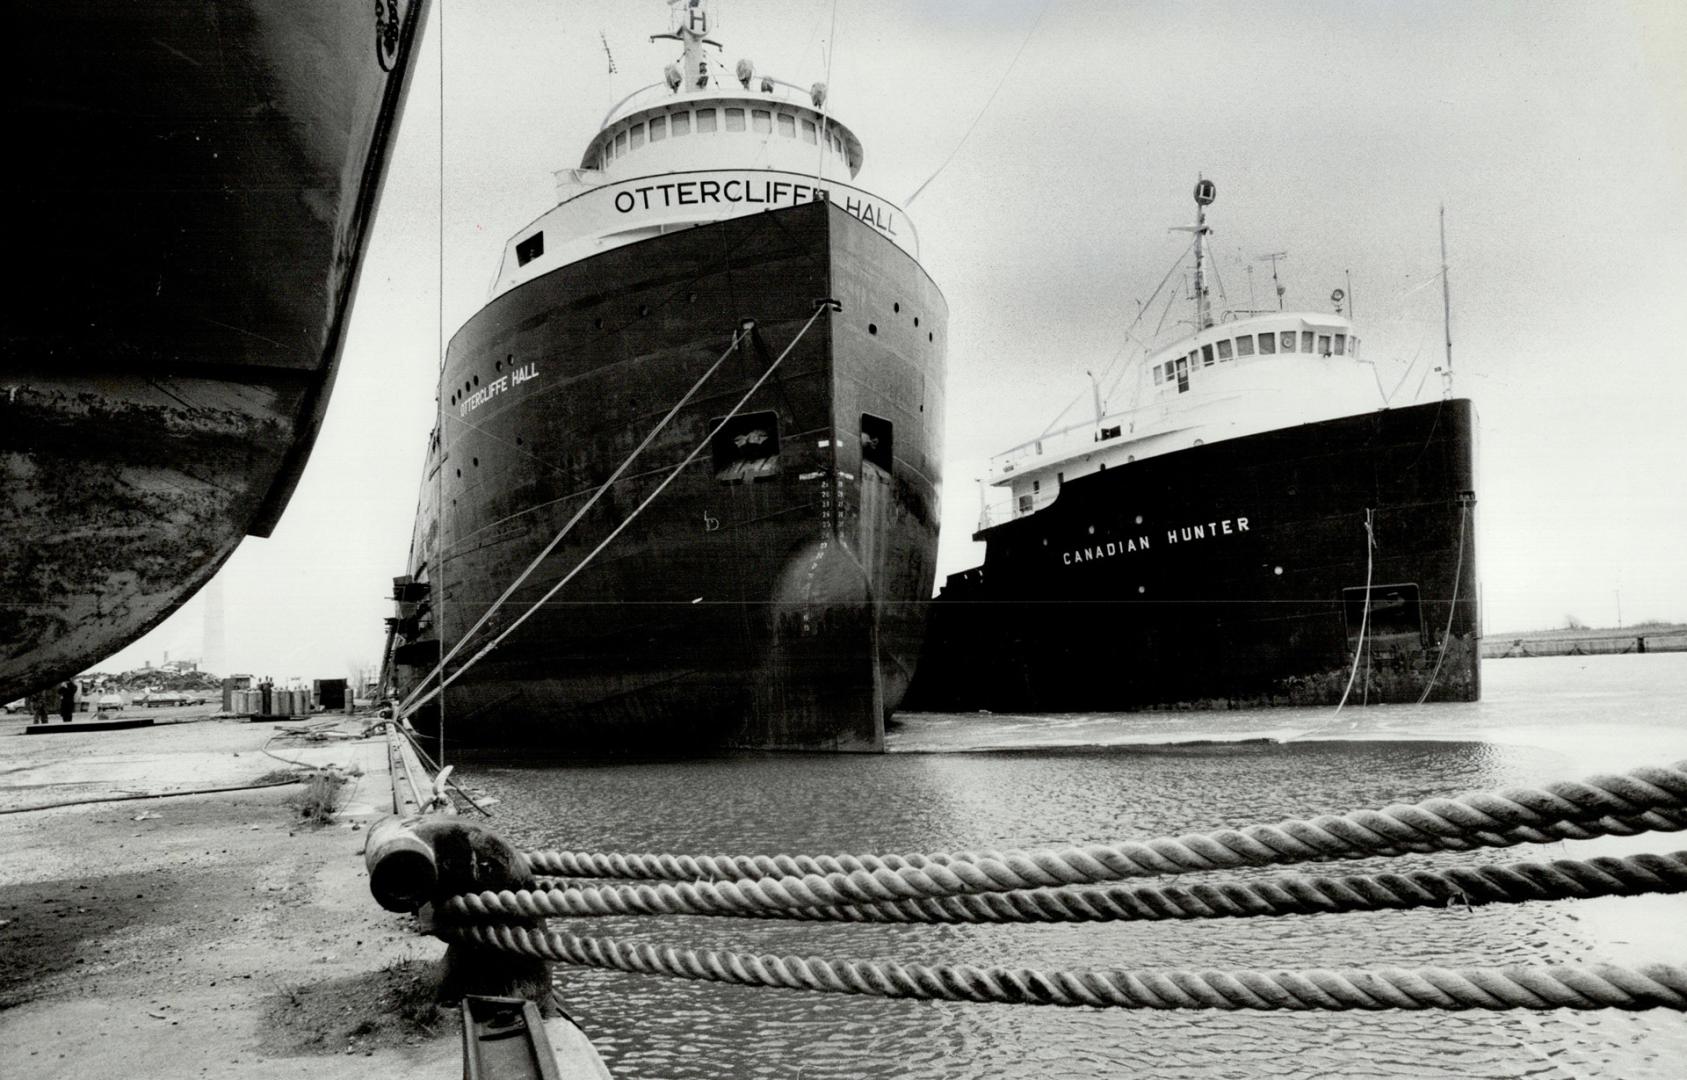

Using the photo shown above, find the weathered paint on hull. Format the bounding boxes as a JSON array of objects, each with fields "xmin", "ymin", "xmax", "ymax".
[
  {"xmin": 0, "ymin": 1, "xmax": 429, "ymax": 701},
  {"xmin": 393, "ymin": 200, "xmax": 946, "ymax": 753},
  {"xmin": 905, "ymin": 399, "xmax": 1480, "ymax": 711}
]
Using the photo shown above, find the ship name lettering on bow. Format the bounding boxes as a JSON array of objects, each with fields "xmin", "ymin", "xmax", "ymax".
[{"xmin": 611, "ymin": 174, "xmax": 899, "ymax": 240}]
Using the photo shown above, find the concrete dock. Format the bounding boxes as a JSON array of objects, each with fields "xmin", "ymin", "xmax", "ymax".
[{"xmin": 0, "ymin": 710, "xmax": 465, "ymax": 1078}]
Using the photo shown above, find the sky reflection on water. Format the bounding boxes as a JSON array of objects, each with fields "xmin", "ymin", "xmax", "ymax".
[{"xmin": 467, "ymin": 655, "xmax": 1687, "ymax": 1079}]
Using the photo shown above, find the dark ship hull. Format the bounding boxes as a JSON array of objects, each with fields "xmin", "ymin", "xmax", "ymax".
[
  {"xmin": 906, "ymin": 398, "xmax": 1479, "ymax": 711},
  {"xmin": 393, "ymin": 200, "xmax": 945, "ymax": 752},
  {"xmin": 0, "ymin": 1, "xmax": 429, "ymax": 702}
]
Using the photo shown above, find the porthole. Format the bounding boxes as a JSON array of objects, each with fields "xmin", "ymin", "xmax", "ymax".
[
  {"xmin": 639, "ymin": 304, "xmax": 649, "ymax": 317},
  {"xmin": 893, "ymin": 302, "xmax": 900, "ymax": 313},
  {"xmin": 914, "ymin": 316, "xmax": 920, "ymax": 327},
  {"xmin": 1137, "ymin": 585, "xmax": 1146, "ymax": 594},
  {"xmin": 594, "ymin": 317, "xmax": 603, "ymax": 330},
  {"xmin": 1274, "ymin": 566, "xmax": 1284, "ymax": 576},
  {"xmin": 515, "ymin": 436, "xmax": 524, "ymax": 446},
  {"xmin": 472, "ymin": 457, "xmax": 479, "ymax": 467},
  {"xmin": 455, "ymin": 468, "xmax": 461, "ymax": 478},
  {"xmin": 1041, "ymin": 538, "xmax": 1048, "ymax": 546},
  {"xmin": 689, "ymin": 293, "xmax": 698, "ymax": 304},
  {"xmin": 1134, "ymin": 515, "xmax": 1143, "ymax": 525},
  {"xmin": 473, "ymin": 375, "xmax": 480, "ymax": 387},
  {"xmin": 1087, "ymin": 525, "xmax": 1095, "ymax": 535},
  {"xmin": 495, "ymin": 360, "xmax": 502, "ymax": 372},
  {"xmin": 928, "ymin": 332, "xmax": 933, "ymax": 342},
  {"xmin": 868, "ymin": 323, "xmax": 877, "ymax": 335}
]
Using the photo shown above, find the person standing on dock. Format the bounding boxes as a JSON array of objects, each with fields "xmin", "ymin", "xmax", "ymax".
[
  {"xmin": 57, "ymin": 680, "xmax": 76, "ymax": 722},
  {"xmin": 29, "ymin": 686, "xmax": 53, "ymax": 725}
]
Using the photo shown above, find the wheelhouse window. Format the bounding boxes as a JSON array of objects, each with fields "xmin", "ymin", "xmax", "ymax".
[
  {"xmin": 1153, "ymin": 364, "xmax": 1164, "ymax": 385},
  {"xmin": 1350, "ymin": 336, "xmax": 1360, "ymax": 357},
  {"xmin": 1202, "ymin": 344, "xmax": 1215, "ymax": 366},
  {"xmin": 725, "ymin": 108, "xmax": 746, "ymax": 131},
  {"xmin": 515, "ymin": 232, "xmax": 544, "ymax": 267},
  {"xmin": 630, "ymin": 123, "xmax": 646, "ymax": 149},
  {"xmin": 777, "ymin": 113, "xmax": 796, "ymax": 138},
  {"xmin": 1318, "ymin": 334, "xmax": 1332, "ymax": 354},
  {"xmin": 1236, "ymin": 335, "xmax": 1255, "ymax": 356},
  {"xmin": 614, "ymin": 131, "xmax": 628, "ymax": 155},
  {"xmin": 801, "ymin": 118, "xmax": 818, "ymax": 143},
  {"xmin": 751, "ymin": 109, "xmax": 771, "ymax": 133},
  {"xmin": 1258, "ymin": 333, "xmax": 1276, "ymax": 354},
  {"xmin": 696, "ymin": 108, "xmax": 717, "ymax": 132},
  {"xmin": 649, "ymin": 116, "xmax": 667, "ymax": 141},
  {"xmin": 1302, "ymin": 330, "xmax": 1315, "ymax": 352},
  {"xmin": 1216, "ymin": 339, "xmax": 1233, "ymax": 361},
  {"xmin": 671, "ymin": 111, "xmax": 691, "ymax": 135},
  {"xmin": 1334, "ymin": 333, "xmax": 1347, "ymax": 355},
  {"xmin": 1281, "ymin": 331, "xmax": 1296, "ymax": 352}
]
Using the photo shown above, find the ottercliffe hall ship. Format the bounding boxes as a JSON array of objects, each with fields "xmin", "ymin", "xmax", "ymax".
[
  {"xmin": 1, "ymin": 1, "xmax": 429, "ymax": 704},
  {"xmin": 388, "ymin": 1, "xmax": 946, "ymax": 752},
  {"xmin": 906, "ymin": 179, "xmax": 1478, "ymax": 712}
]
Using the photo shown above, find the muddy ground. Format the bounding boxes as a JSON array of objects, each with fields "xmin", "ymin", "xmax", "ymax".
[{"xmin": 0, "ymin": 715, "xmax": 465, "ymax": 1079}]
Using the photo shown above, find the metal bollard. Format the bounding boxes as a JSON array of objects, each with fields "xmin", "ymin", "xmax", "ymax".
[{"xmin": 365, "ymin": 815, "xmax": 438, "ymax": 912}]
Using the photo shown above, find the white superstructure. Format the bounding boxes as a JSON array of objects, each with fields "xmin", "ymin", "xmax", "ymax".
[
  {"xmin": 983, "ymin": 180, "xmax": 1389, "ymax": 527},
  {"xmin": 490, "ymin": 0, "xmax": 914, "ymax": 298}
]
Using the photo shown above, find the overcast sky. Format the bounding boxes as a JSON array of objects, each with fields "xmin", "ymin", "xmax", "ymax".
[{"xmin": 101, "ymin": 0, "xmax": 1687, "ymax": 682}]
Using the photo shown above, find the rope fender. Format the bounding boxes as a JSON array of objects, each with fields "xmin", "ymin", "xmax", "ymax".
[
  {"xmin": 519, "ymin": 762, "xmax": 1687, "ymax": 902},
  {"xmin": 450, "ymin": 924, "xmax": 1687, "ymax": 1012},
  {"xmin": 449, "ymin": 851, "xmax": 1687, "ymax": 925}
]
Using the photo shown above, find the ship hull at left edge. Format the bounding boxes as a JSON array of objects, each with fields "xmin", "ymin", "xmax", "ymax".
[{"xmin": 1, "ymin": 1, "xmax": 430, "ymax": 701}]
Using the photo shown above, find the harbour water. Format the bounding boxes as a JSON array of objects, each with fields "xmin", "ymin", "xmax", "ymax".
[{"xmin": 470, "ymin": 654, "xmax": 1687, "ymax": 1079}]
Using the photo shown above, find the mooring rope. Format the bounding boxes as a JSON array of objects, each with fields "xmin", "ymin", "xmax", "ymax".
[
  {"xmin": 1333, "ymin": 507, "xmax": 1375, "ymax": 713},
  {"xmin": 399, "ymin": 303, "xmax": 834, "ymax": 720},
  {"xmin": 1416, "ymin": 499, "xmax": 1470, "ymax": 705},
  {"xmin": 450, "ymin": 851, "xmax": 1687, "ymax": 925},
  {"xmin": 519, "ymin": 761, "xmax": 1687, "ymax": 904},
  {"xmin": 395, "ymin": 322, "xmax": 755, "ymax": 719},
  {"xmin": 449, "ymin": 925, "xmax": 1687, "ymax": 1012}
]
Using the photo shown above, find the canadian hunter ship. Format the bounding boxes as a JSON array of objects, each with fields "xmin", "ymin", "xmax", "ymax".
[
  {"xmin": 0, "ymin": 1, "xmax": 430, "ymax": 702},
  {"xmin": 906, "ymin": 179, "xmax": 1478, "ymax": 712},
  {"xmin": 388, "ymin": 1, "xmax": 946, "ymax": 752}
]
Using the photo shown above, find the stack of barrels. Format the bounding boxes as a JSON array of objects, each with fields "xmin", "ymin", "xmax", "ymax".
[{"xmin": 231, "ymin": 687, "xmax": 316, "ymax": 717}]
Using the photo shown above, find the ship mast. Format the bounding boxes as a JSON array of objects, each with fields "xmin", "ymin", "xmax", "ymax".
[
  {"xmin": 652, "ymin": 0, "xmax": 721, "ymax": 91},
  {"xmin": 1173, "ymin": 177, "xmax": 1218, "ymax": 330},
  {"xmin": 1440, "ymin": 203, "xmax": 1455, "ymax": 397}
]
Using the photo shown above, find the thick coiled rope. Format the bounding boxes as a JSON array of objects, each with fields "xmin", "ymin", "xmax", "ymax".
[
  {"xmin": 450, "ymin": 851, "xmax": 1687, "ymax": 925},
  {"xmin": 518, "ymin": 762, "xmax": 1687, "ymax": 908},
  {"xmin": 450, "ymin": 924, "xmax": 1687, "ymax": 1012}
]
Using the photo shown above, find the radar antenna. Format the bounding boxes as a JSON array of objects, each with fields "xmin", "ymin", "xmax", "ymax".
[
  {"xmin": 599, "ymin": 31, "xmax": 617, "ymax": 74},
  {"xmin": 1257, "ymin": 252, "xmax": 1287, "ymax": 310}
]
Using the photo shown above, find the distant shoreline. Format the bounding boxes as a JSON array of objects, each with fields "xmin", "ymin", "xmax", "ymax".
[{"xmin": 1482, "ymin": 623, "xmax": 1686, "ymax": 659}]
